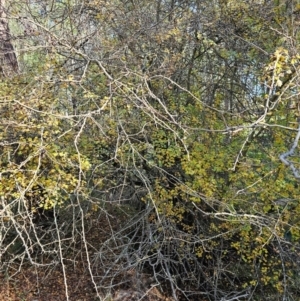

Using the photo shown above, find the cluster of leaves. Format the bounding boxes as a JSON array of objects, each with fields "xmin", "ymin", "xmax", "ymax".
[{"xmin": 0, "ymin": 72, "xmax": 90, "ymax": 224}]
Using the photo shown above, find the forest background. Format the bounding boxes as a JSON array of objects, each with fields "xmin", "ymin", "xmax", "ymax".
[{"xmin": 1, "ymin": 0, "xmax": 300, "ymax": 300}]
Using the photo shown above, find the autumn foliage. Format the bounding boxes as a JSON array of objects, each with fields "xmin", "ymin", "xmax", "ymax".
[{"xmin": 1, "ymin": 0, "xmax": 300, "ymax": 300}]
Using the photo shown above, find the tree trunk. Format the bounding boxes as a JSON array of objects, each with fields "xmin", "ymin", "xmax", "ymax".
[{"xmin": 0, "ymin": 0, "xmax": 18, "ymax": 77}]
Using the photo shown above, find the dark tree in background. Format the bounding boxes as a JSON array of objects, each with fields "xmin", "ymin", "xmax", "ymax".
[{"xmin": 0, "ymin": 0, "xmax": 18, "ymax": 76}]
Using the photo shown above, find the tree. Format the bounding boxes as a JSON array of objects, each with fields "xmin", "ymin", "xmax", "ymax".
[
  {"xmin": 1, "ymin": 0, "xmax": 300, "ymax": 300},
  {"xmin": 0, "ymin": 0, "xmax": 18, "ymax": 76}
]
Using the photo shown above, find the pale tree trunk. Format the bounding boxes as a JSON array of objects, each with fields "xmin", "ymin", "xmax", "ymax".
[{"xmin": 0, "ymin": 0, "xmax": 18, "ymax": 77}]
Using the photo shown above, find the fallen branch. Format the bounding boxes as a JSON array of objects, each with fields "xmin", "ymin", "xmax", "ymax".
[{"xmin": 279, "ymin": 121, "xmax": 300, "ymax": 179}]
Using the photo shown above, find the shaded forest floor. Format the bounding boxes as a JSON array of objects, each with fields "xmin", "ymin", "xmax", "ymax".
[
  {"xmin": 0, "ymin": 215, "xmax": 106, "ymax": 301},
  {"xmin": 0, "ymin": 205, "xmax": 127, "ymax": 301},
  {"xmin": 0, "ymin": 206, "xmax": 174, "ymax": 301},
  {"xmin": 0, "ymin": 263, "xmax": 96, "ymax": 301}
]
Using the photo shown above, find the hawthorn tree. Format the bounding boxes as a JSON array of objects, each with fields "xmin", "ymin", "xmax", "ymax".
[{"xmin": 1, "ymin": 0, "xmax": 300, "ymax": 301}]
